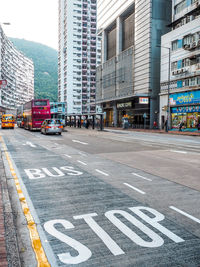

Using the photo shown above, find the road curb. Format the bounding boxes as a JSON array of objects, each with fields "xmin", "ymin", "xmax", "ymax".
[{"xmin": 0, "ymin": 151, "xmax": 21, "ymax": 267}]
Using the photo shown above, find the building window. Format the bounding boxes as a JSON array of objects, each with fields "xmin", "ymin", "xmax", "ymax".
[{"xmin": 172, "ymin": 40, "xmax": 178, "ymax": 51}]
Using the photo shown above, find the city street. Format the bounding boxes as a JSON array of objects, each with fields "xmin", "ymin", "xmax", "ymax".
[{"xmin": 1, "ymin": 127, "xmax": 200, "ymax": 266}]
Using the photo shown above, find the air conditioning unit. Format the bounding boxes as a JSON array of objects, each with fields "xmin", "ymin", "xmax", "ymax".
[
  {"xmin": 196, "ymin": 63, "xmax": 200, "ymax": 69},
  {"xmin": 177, "ymin": 69, "xmax": 181, "ymax": 74},
  {"xmin": 183, "ymin": 44, "xmax": 190, "ymax": 49},
  {"xmin": 192, "ymin": 41, "xmax": 197, "ymax": 48},
  {"xmin": 172, "ymin": 71, "xmax": 175, "ymax": 75}
]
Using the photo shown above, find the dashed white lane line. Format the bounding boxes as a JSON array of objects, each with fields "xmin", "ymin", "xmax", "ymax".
[
  {"xmin": 132, "ymin": 173, "xmax": 152, "ymax": 182},
  {"xmin": 64, "ymin": 154, "xmax": 72, "ymax": 158},
  {"xmin": 72, "ymin": 139, "xmax": 88, "ymax": 145},
  {"xmin": 79, "ymin": 152, "xmax": 87, "ymax": 157},
  {"xmin": 170, "ymin": 150, "xmax": 187, "ymax": 154},
  {"xmin": 77, "ymin": 160, "xmax": 87, "ymax": 166},
  {"xmin": 123, "ymin": 183, "xmax": 146, "ymax": 195},
  {"xmin": 169, "ymin": 206, "xmax": 200, "ymax": 224},
  {"xmin": 95, "ymin": 169, "xmax": 109, "ymax": 176}
]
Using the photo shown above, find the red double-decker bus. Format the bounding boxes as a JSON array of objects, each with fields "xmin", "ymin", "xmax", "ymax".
[{"xmin": 23, "ymin": 99, "xmax": 51, "ymax": 130}]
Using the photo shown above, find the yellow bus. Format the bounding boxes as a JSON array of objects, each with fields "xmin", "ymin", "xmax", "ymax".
[{"xmin": 1, "ymin": 114, "xmax": 15, "ymax": 129}]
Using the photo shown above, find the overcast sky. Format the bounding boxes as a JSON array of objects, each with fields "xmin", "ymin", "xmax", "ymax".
[{"xmin": 0, "ymin": 0, "xmax": 58, "ymax": 50}]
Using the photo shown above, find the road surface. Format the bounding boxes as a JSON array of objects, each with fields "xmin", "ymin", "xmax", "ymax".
[{"xmin": 0, "ymin": 127, "xmax": 200, "ymax": 266}]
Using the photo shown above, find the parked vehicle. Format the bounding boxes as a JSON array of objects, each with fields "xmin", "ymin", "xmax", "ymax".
[
  {"xmin": 23, "ymin": 99, "xmax": 51, "ymax": 130},
  {"xmin": 41, "ymin": 119, "xmax": 63, "ymax": 135},
  {"xmin": 1, "ymin": 114, "xmax": 15, "ymax": 129}
]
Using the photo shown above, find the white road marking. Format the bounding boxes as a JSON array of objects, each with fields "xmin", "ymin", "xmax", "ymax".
[
  {"xmin": 54, "ymin": 143, "xmax": 59, "ymax": 145},
  {"xmin": 64, "ymin": 154, "xmax": 72, "ymax": 158},
  {"xmin": 23, "ymin": 141, "xmax": 36, "ymax": 148},
  {"xmin": 72, "ymin": 139, "xmax": 88, "ymax": 145},
  {"xmin": 123, "ymin": 183, "xmax": 146, "ymax": 195},
  {"xmin": 132, "ymin": 173, "xmax": 152, "ymax": 181},
  {"xmin": 77, "ymin": 160, "xmax": 87, "ymax": 166},
  {"xmin": 170, "ymin": 150, "xmax": 187, "ymax": 154},
  {"xmin": 169, "ymin": 206, "xmax": 200, "ymax": 224},
  {"xmin": 79, "ymin": 152, "xmax": 87, "ymax": 157},
  {"xmin": 95, "ymin": 169, "xmax": 109, "ymax": 176}
]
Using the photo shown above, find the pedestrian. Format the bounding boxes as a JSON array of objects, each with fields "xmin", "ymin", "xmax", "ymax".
[
  {"xmin": 86, "ymin": 119, "xmax": 90, "ymax": 129},
  {"xmin": 164, "ymin": 119, "xmax": 168, "ymax": 131},
  {"xmin": 153, "ymin": 121, "xmax": 157, "ymax": 129},
  {"xmin": 179, "ymin": 121, "xmax": 184, "ymax": 132},
  {"xmin": 197, "ymin": 122, "xmax": 200, "ymax": 131}
]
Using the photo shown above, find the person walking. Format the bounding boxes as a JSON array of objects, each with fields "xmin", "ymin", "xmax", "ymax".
[
  {"xmin": 197, "ymin": 122, "xmax": 200, "ymax": 131},
  {"xmin": 179, "ymin": 121, "xmax": 184, "ymax": 132}
]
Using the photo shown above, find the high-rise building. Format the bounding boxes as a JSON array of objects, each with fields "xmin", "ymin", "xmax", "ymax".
[
  {"xmin": 96, "ymin": 0, "xmax": 172, "ymax": 128},
  {"xmin": 0, "ymin": 25, "xmax": 34, "ymax": 113},
  {"xmin": 58, "ymin": 0, "xmax": 98, "ymax": 115},
  {"xmin": 160, "ymin": 0, "xmax": 200, "ymax": 130}
]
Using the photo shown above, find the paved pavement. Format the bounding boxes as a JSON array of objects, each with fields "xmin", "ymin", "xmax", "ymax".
[
  {"xmin": 0, "ymin": 146, "xmax": 21, "ymax": 267},
  {"xmin": 104, "ymin": 127, "xmax": 200, "ymax": 136}
]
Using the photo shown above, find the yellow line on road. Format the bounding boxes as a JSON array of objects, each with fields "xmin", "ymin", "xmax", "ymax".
[{"xmin": 0, "ymin": 136, "xmax": 50, "ymax": 267}]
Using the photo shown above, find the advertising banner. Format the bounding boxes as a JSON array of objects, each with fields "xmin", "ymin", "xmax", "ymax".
[{"xmin": 170, "ymin": 90, "xmax": 200, "ymax": 106}]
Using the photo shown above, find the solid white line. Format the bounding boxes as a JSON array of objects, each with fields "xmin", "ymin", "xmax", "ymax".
[
  {"xmin": 64, "ymin": 154, "xmax": 72, "ymax": 158},
  {"xmin": 72, "ymin": 139, "xmax": 88, "ymax": 145},
  {"xmin": 170, "ymin": 150, "xmax": 187, "ymax": 154},
  {"xmin": 77, "ymin": 160, "xmax": 87, "ymax": 166},
  {"xmin": 169, "ymin": 206, "xmax": 200, "ymax": 224},
  {"xmin": 95, "ymin": 169, "xmax": 109, "ymax": 176},
  {"xmin": 132, "ymin": 173, "xmax": 152, "ymax": 181},
  {"xmin": 123, "ymin": 183, "xmax": 146, "ymax": 195}
]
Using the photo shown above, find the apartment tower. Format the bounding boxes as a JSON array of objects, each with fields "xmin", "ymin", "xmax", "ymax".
[
  {"xmin": 160, "ymin": 0, "xmax": 200, "ymax": 130},
  {"xmin": 58, "ymin": 0, "xmax": 97, "ymax": 115}
]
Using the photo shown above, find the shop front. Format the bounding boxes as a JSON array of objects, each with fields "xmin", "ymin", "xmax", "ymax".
[
  {"xmin": 103, "ymin": 97, "xmax": 149, "ymax": 128},
  {"xmin": 170, "ymin": 90, "xmax": 200, "ymax": 130}
]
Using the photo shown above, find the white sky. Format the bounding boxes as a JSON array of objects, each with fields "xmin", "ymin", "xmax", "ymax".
[{"xmin": 0, "ymin": 0, "xmax": 58, "ymax": 50}]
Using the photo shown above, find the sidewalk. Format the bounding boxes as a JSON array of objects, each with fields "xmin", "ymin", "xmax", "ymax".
[
  {"xmin": 0, "ymin": 148, "xmax": 21, "ymax": 266},
  {"xmin": 104, "ymin": 127, "xmax": 200, "ymax": 136}
]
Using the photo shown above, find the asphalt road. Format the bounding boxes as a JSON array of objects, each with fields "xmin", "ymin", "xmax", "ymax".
[{"xmin": 1, "ymin": 127, "xmax": 200, "ymax": 267}]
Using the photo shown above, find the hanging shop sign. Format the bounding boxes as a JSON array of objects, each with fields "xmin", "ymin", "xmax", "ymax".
[
  {"xmin": 170, "ymin": 90, "xmax": 200, "ymax": 106},
  {"xmin": 139, "ymin": 97, "xmax": 149, "ymax": 104}
]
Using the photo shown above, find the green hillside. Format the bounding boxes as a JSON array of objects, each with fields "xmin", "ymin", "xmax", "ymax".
[{"xmin": 10, "ymin": 38, "xmax": 58, "ymax": 102}]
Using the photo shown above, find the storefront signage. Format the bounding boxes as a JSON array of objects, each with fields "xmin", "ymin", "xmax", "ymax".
[
  {"xmin": 139, "ymin": 97, "xmax": 149, "ymax": 104},
  {"xmin": 171, "ymin": 105, "xmax": 200, "ymax": 113},
  {"xmin": 117, "ymin": 102, "xmax": 132, "ymax": 108},
  {"xmin": 170, "ymin": 90, "xmax": 200, "ymax": 106},
  {"xmin": 0, "ymin": 80, "xmax": 7, "ymax": 89}
]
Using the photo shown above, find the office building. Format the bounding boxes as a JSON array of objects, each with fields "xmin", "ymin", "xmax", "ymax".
[
  {"xmin": 58, "ymin": 0, "xmax": 98, "ymax": 115},
  {"xmin": 0, "ymin": 25, "xmax": 34, "ymax": 113},
  {"xmin": 160, "ymin": 0, "xmax": 200, "ymax": 130},
  {"xmin": 96, "ymin": 0, "xmax": 172, "ymax": 127}
]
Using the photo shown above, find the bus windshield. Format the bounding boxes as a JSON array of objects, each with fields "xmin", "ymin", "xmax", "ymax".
[{"xmin": 2, "ymin": 115, "xmax": 14, "ymax": 121}]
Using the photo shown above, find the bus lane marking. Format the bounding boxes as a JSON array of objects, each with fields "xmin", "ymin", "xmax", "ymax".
[
  {"xmin": 132, "ymin": 173, "xmax": 152, "ymax": 181},
  {"xmin": 169, "ymin": 206, "xmax": 200, "ymax": 224},
  {"xmin": 124, "ymin": 183, "xmax": 146, "ymax": 195},
  {"xmin": 24, "ymin": 166, "xmax": 83, "ymax": 179},
  {"xmin": 0, "ymin": 136, "xmax": 50, "ymax": 267},
  {"xmin": 72, "ymin": 140, "xmax": 88, "ymax": 145},
  {"xmin": 44, "ymin": 206, "xmax": 184, "ymax": 265}
]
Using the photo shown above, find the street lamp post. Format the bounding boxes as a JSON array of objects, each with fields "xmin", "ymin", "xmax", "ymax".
[{"xmin": 157, "ymin": 45, "xmax": 171, "ymax": 132}]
